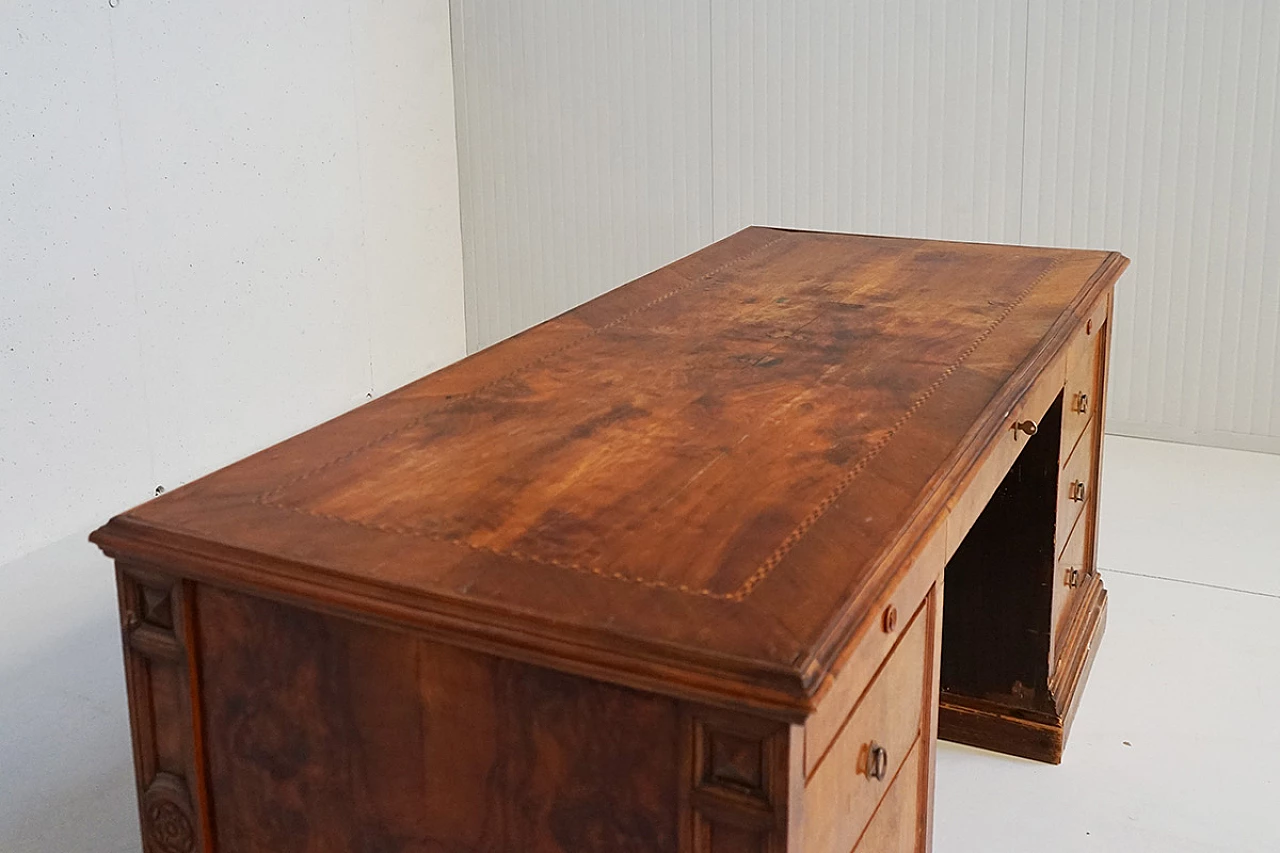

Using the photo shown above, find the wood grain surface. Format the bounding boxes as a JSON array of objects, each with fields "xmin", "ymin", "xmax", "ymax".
[
  {"xmin": 93, "ymin": 227, "xmax": 1127, "ymax": 715},
  {"xmin": 196, "ymin": 584, "xmax": 681, "ymax": 852}
]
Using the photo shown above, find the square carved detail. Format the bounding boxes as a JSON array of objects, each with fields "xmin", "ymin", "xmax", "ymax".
[
  {"xmin": 140, "ymin": 585, "xmax": 175, "ymax": 631},
  {"xmin": 703, "ymin": 729, "xmax": 765, "ymax": 796}
]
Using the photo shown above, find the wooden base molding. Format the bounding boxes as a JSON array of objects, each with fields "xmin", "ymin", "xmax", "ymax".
[{"xmin": 938, "ymin": 578, "xmax": 1108, "ymax": 764}]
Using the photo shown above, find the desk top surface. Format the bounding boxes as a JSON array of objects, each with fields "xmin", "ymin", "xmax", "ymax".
[{"xmin": 93, "ymin": 228, "xmax": 1127, "ymax": 713}]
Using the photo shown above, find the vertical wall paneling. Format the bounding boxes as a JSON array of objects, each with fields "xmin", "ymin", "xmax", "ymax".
[
  {"xmin": 1023, "ymin": 0, "xmax": 1280, "ymax": 452},
  {"xmin": 712, "ymin": 0, "xmax": 1027, "ymax": 242},
  {"xmin": 450, "ymin": 0, "xmax": 714, "ymax": 349},
  {"xmin": 453, "ymin": 0, "xmax": 1280, "ymax": 451}
]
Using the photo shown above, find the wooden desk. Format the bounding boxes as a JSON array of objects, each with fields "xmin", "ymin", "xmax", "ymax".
[{"xmin": 92, "ymin": 228, "xmax": 1128, "ymax": 853}]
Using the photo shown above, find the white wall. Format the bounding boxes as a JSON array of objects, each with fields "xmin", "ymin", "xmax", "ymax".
[
  {"xmin": 1, "ymin": 0, "xmax": 467, "ymax": 566},
  {"xmin": 2, "ymin": 2, "xmax": 464, "ymax": 848},
  {"xmin": 451, "ymin": 0, "xmax": 715, "ymax": 348},
  {"xmin": 452, "ymin": 0, "xmax": 1280, "ymax": 454}
]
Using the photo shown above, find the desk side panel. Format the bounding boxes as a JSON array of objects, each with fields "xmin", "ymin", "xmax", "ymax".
[{"xmin": 190, "ymin": 583, "xmax": 684, "ymax": 853}]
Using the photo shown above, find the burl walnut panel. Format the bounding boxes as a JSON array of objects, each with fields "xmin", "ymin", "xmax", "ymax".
[{"xmin": 195, "ymin": 584, "xmax": 682, "ymax": 853}]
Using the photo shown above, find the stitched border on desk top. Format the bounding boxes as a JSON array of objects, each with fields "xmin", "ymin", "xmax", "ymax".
[{"xmin": 253, "ymin": 241, "xmax": 1063, "ymax": 603}]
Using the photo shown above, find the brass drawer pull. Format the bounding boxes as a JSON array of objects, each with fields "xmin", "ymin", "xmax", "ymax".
[
  {"xmin": 867, "ymin": 742, "xmax": 888, "ymax": 781},
  {"xmin": 1013, "ymin": 419, "xmax": 1038, "ymax": 438},
  {"xmin": 1075, "ymin": 393, "xmax": 1089, "ymax": 414},
  {"xmin": 1069, "ymin": 481, "xmax": 1087, "ymax": 502}
]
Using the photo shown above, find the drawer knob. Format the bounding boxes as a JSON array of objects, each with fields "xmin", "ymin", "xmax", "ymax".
[
  {"xmin": 1069, "ymin": 481, "xmax": 1087, "ymax": 502},
  {"xmin": 867, "ymin": 742, "xmax": 888, "ymax": 781},
  {"xmin": 882, "ymin": 604, "xmax": 898, "ymax": 633},
  {"xmin": 1012, "ymin": 419, "xmax": 1038, "ymax": 438},
  {"xmin": 1075, "ymin": 393, "xmax": 1089, "ymax": 414}
]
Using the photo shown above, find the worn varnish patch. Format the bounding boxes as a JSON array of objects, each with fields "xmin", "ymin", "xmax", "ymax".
[
  {"xmin": 196, "ymin": 585, "xmax": 681, "ymax": 852},
  {"xmin": 258, "ymin": 236, "xmax": 1059, "ymax": 599}
]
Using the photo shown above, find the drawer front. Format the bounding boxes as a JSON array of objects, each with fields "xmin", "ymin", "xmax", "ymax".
[
  {"xmin": 1052, "ymin": 503, "xmax": 1091, "ymax": 653},
  {"xmin": 946, "ymin": 355, "xmax": 1065, "ymax": 559},
  {"xmin": 803, "ymin": 604, "xmax": 929, "ymax": 853},
  {"xmin": 1061, "ymin": 303, "xmax": 1107, "ymax": 461},
  {"xmin": 805, "ymin": 529, "xmax": 944, "ymax": 772},
  {"xmin": 1057, "ymin": 424, "xmax": 1095, "ymax": 558},
  {"xmin": 853, "ymin": 737, "xmax": 923, "ymax": 853}
]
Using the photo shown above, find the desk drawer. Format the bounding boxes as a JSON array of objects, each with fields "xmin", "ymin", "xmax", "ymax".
[
  {"xmin": 853, "ymin": 737, "xmax": 923, "ymax": 853},
  {"xmin": 803, "ymin": 604, "xmax": 929, "ymax": 853},
  {"xmin": 1057, "ymin": 424, "xmax": 1094, "ymax": 558},
  {"xmin": 1053, "ymin": 503, "xmax": 1091, "ymax": 652},
  {"xmin": 1062, "ymin": 302, "xmax": 1107, "ymax": 461},
  {"xmin": 804, "ymin": 530, "xmax": 944, "ymax": 773},
  {"xmin": 947, "ymin": 356, "xmax": 1064, "ymax": 559}
]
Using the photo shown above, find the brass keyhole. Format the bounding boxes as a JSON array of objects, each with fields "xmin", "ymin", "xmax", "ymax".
[
  {"xmin": 867, "ymin": 742, "xmax": 888, "ymax": 781},
  {"xmin": 1013, "ymin": 420, "xmax": 1038, "ymax": 438}
]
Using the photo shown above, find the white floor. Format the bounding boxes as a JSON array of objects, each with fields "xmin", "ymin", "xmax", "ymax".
[
  {"xmin": 1, "ymin": 435, "xmax": 1276, "ymax": 851},
  {"xmin": 0, "ymin": 536, "xmax": 138, "ymax": 852},
  {"xmin": 935, "ymin": 436, "xmax": 1280, "ymax": 852}
]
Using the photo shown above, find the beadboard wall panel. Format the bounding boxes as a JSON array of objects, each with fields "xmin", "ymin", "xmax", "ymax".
[
  {"xmin": 1022, "ymin": 0, "xmax": 1280, "ymax": 452},
  {"xmin": 712, "ymin": 0, "xmax": 1027, "ymax": 243},
  {"xmin": 450, "ymin": 0, "xmax": 714, "ymax": 349},
  {"xmin": 453, "ymin": 0, "xmax": 1280, "ymax": 452}
]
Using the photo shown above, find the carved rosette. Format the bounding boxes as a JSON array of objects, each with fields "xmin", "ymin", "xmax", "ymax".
[{"xmin": 142, "ymin": 774, "xmax": 197, "ymax": 853}]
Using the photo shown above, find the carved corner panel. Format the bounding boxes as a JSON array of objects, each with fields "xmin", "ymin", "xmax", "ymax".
[
  {"xmin": 684, "ymin": 709, "xmax": 801, "ymax": 853},
  {"xmin": 116, "ymin": 565, "xmax": 209, "ymax": 853}
]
